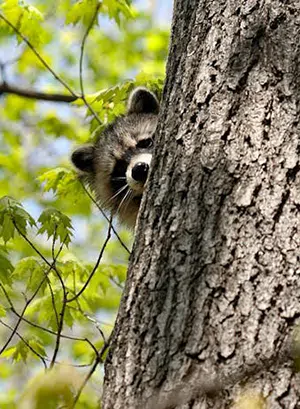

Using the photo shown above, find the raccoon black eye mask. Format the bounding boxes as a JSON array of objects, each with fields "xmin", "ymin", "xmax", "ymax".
[{"xmin": 71, "ymin": 87, "xmax": 160, "ymax": 228}]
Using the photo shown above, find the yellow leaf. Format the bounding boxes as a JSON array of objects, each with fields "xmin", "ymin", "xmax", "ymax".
[
  {"xmin": 19, "ymin": 366, "xmax": 82, "ymax": 409},
  {"xmin": 232, "ymin": 390, "xmax": 266, "ymax": 409},
  {"xmin": 0, "ymin": 0, "xmax": 46, "ymax": 47}
]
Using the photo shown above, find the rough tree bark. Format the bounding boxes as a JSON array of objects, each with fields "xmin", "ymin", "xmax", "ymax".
[{"xmin": 102, "ymin": 1, "xmax": 300, "ymax": 408}]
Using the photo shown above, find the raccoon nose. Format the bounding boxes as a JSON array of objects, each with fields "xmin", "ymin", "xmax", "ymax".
[{"xmin": 131, "ymin": 162, "xmax": 149, "ymax": 183}]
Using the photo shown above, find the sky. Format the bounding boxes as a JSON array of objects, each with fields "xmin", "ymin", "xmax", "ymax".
[{"xmin": 136, "ymin": 0, "xmax": 173, "ymax": 24}]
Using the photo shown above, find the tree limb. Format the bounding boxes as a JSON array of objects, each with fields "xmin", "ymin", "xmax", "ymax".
[
  {"xmin": 0, "ymin": 12, "xmax": 77, "ymax": 97},
  {"xmin": 0, "ymin": 82, "xmax": 78, "ymax": 103}
]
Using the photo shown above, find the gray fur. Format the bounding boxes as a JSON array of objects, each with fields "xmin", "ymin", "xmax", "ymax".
[{"xmin": 71, "ymin": 87, "xmax": 159, "ymax": 228}]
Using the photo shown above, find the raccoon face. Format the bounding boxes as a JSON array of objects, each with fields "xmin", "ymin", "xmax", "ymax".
[{"xmin": 71, "ymin": 87, "xmax": 159, "ymax": 228}]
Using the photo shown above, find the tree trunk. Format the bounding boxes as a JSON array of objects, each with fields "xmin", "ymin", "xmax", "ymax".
[{"xmin": 102, "ymin": 1, "xmax": 300, "ymax": 408}]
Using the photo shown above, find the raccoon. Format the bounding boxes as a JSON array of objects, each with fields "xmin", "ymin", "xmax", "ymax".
[{"xmin": 71, "ymin": 87, "xmax": 159, "ymax": 228}]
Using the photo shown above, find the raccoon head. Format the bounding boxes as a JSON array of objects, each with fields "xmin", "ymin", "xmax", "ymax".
[{"xmin": 71, "ymin": 87, "xmax": 159, "ymax": 228}]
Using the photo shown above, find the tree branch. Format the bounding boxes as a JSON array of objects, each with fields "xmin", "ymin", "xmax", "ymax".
[
  {"xmin": 0, "ymin": 319, "xmax": 47, "ymax": 368},
  {"xmin": 0, "ymin": 82, "xmax": 77, "ymax": 103},
  {"xmin": 71, "ymin": 334, "xmax": 112, "ymax": 409},
  {"xmin": 78, "ymin": 2, "xmax": 103, "ymax": 126},
  {"xmin": 0, "ymin": 13, "xmax": 77, "ymax": 98},
  {"xmin": 66, "ymin": 217, "xmax": 113, "ymax": 303},
  {"xmin": 80, "ymin": 181, "xmax": 131, "ymax": 254}
]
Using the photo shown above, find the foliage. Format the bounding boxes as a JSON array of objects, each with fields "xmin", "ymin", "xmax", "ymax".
[{"xmin": 0, "ymin": 0, "xmax": 169, "ymax": 407}]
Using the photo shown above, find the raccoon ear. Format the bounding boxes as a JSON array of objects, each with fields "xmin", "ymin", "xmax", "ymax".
[
  {"xmin": 127, "ymin": 87, "xmax": 159, "ymax": 115},
  {"xmin": 71, "ymin": 145, "xmax": 94, "ymax": 173}
]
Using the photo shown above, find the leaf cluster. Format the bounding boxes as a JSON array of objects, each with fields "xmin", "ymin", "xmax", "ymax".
[{"xmin": 0, "ymin": 0, "xmax": 170, "ymax": 407}]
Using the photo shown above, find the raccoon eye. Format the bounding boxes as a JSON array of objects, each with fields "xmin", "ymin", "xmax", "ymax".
[
  {"xmin": 136, "ymin": 138, "xmax": 153, "ymax": 149},
  {"xmin": 111, "ymin": 160, "xmax": 127, "ymax": 179}
]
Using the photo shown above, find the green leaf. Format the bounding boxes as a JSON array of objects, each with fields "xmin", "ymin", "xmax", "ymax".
[
  {"xmin": 20, "ymin": 366, "xmax": 79, "ymax": 409},
  {"xmin": 0, "ymin": 0, "xmax": 46, "ymax": 47},
  {"xmin": 0, "ymin": 304, "xmax": 7, "ymax": 317},
  {"xmin": 101, "ymin": 0, "xmax": 135, "ymax": 26},
  {"xmin": 66, "ymin": 0, "xmax": 99, "ymax": 25},
  {"xmin": 59, "ymin": 258, "xmax": 89, "ymax": 280},
  {"xmin": 25, "ymin": 292, "xmax": 63, "ymax": 331},
  {"xmin": 1, "ymin": 345, "xmax": 17, "ymax": 360},
  {"xmin": 2, "ymin": 337, "xmax": 46, "ymax": 363},
  {"xmin": 28, "ymin": 338, "xmax": 47, "ymax": 359},
  {"xmin": 72, "ymin": 339, "xmax": 94, "ymax": 360},
  {"xmin": 13, "ymin": 257, "xmax": 47, "ymax": 293},
  {"xmin": 38, "ymin": 168, "xmax": 80, "ymax": 196},
  {"xmin": 113, "ymin": 264, "xmax": 127, "ymax": 284},
  {"xmin": 95, "ymin": 82, "xmax": 131, "ymax": 103},
  {"xmin": 0, "ymin": 196, "xmax": 36, "ymax": 243},
  {"xmin": 64, "ymin": 305, "xmax": 75, "ymax": 328},
  {"xmin": 1, "ymin": 214, "xmax": 15, "ymax": 243},
  {"xmin": 4, "ymin": 341, "xmax": 28, "ymax": 362},
  {"xmin": 38, "ymin": 208, "xmax": 73, "ymax": 246},
  {"xmin": 0, "ymin": 247, "xmax": 14, "ymax": 287},
  {"xmin": 0, "ymin": 361, "xmax": 13, "ymax": 379}
]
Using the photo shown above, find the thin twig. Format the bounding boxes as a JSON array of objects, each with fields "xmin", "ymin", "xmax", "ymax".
[
  {"xmin": 0, "ymin": 52, "xmax": 25, "ymax": 83},
  {"xmin": 46, "ymin": 230, "xmax": 60, "ymax": 327},
  {"xmin": 12, "ymin": 219, "xmax": 66, "ymax": 284},
  {"xmin": 4, "ymin": 292, "xmax": 101, "ymax": 356},
  {"xmin": 79, "ymin": 3, "xmax": 100, "ymax": 98},
  {"xmin": 50, "ymin": 289, "xmax": 67, "ymax": 368},
  {"xmin": 13, "ymin": 221, "xmax": 54, "ymax": 267},
  {"xmin": 46, "ymin": 276, "xmax": 60, "ymax": 328},
  {"xmin": 84, "ymin": 338, "xmax": 99, "ymax": 358},
  {"xmin": 8, "ymin": 203, "xmax": 109, "ymax": 369},
  {"xmin": 70, "ymin": 272, "xmax": 107, "ymax": 342},
  {"xmin": 78, "ymin": 2, "xmax": 103, "ymax": 126},
  {"xmin": 0, "ymin": 48, "xmax": 25, "ymax": 68},
  {"xmin": 73, "ymin": 302, "xmax": 107, "ymax": 342},
  {"xmin": 0, "ymin": 319, "xmax": 94, "ymax": 369},
  {"xmin": 1, "ymin": 318, "xmax": 94, "ymax": 369},
  {"xmin": 71, "ymin": 334, "xmax": 112, "ymax": 408},
  {"xmin": 0, "ymin": 319, "xmax": 47, "ymax": 368},
  {"xmin": 0, "ymin": 264, "xmax": 51, "ymax": 356},
  {"xmin": 0, "ymin": 13, "xmax": 77, "ymax": 98},
  {"xmin": 47, "ymin": 360, "xmax": 93, "ymax": 368},
  {"xmin": 0, "ymin": 9, "xmax": 117, "ymax": 145},
  {"xmin": 10, "ymin": 309, "xmax": 95, "ymax": 342},
  {"xmin": 0, "ymin": 221, "xmax": 66, "ymax": 356},
  {"xmin": 67, "ymin": 305, "xmax": 113, "ymax": 328},
  {"xmin": 67, "ymin": 217, "xmax": 113, "ymax": 303},
  {"xmin": 108, "ymin": 273, "xmax": 125, "ymax": 290},
  {"xmin": 81, "ymin": 181, "xmax": 131, "ymax": 254},
  {"xmin": 46, "ymin": 234, "xmax": 69, "ymax": 333},
  {"xmin": 50, "ymin": 231, "xmax": 69, "ymax": 368}
]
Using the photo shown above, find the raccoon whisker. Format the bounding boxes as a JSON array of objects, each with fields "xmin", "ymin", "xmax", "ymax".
[
  {"xmin": 123, "ymin": 189, "xmax": 134, "ymax": 214},
  {"xmin": 111, "ymin": 176, "xmax": 127, "ymax": 181},
  {"xmin": 101, "ymin": 184, "xmax": 128, "ymax": 207},
  {"xmin": 116, "ymin": 188, "xmax": 131, "ymax": 215}
]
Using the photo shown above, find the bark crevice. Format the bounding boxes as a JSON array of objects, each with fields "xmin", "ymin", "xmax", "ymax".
[{"xmin": 102, "ymin": 1, "xmax": 300, "ymax": 408}]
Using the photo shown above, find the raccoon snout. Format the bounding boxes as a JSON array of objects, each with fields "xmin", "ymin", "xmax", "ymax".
[
  {"xmin": 126, "ymin": 153, "xmax": 152, "ymax": 192},
  {"xmin": 131, "ymin": 162, "xmax": 149, "ymax": 183}
]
